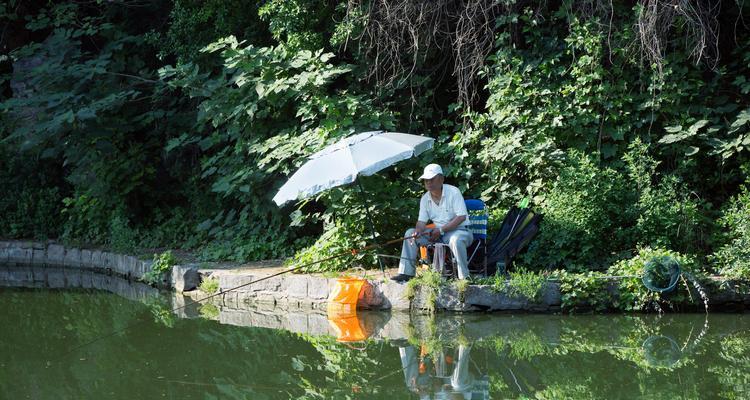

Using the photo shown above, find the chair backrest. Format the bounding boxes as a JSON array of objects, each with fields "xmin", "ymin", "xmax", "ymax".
[{"xmin": 464, "ymin": 199, "xmax": 488, "ymax": 239}]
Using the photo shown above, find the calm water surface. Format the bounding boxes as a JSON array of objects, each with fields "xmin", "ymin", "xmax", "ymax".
[{"xmin": 1, "ymin": 286, "xmax": 749, "ymax": 399}]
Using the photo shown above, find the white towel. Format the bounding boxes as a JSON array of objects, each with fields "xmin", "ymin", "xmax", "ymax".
[{"xmin": 432, "ymin": 243, "xmax": 448, "ymax": 273}]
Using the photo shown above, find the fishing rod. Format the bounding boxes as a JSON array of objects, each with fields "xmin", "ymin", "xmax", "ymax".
[{"xmin": 51, "ymin": 233, "xmax": 425, "ymax": 362}]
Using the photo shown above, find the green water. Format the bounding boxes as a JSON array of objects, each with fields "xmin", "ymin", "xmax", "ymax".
[{"xmin": 1, "ymin": 288, "xmax": 749, "ymax": 399}]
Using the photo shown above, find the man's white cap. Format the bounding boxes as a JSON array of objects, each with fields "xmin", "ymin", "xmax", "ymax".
[{"xmin": 418, "ymin": 163, "xmax": 443, "ymax": 180}]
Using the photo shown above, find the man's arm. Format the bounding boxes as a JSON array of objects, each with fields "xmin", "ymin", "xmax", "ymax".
[
  {"xmin": 441, "ymin": 215, "xmax": 467, "ymax": 233},
  {"xmin": 415, "ymin": 221, "xmax": 427, "ymax": 236},
  {"xmin": 429, "ymin": 215, "xmax": 466, "ymax": 241}
]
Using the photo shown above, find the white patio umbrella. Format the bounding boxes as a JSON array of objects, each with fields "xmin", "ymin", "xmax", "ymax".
[
  {"xmin": 272, "ymin": 131, "xmax": 434, "ymax": 206},
  {"xmin": 273, "ymin": 130, "xmax": 435, "ymax": 271}
]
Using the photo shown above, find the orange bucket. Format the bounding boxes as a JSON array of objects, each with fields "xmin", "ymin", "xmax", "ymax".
[
  {"xmin": 327, "ymin": 277, "xmax": 369, "ymax": 342},
  {"xmin": 327, "ymin": 276, "xmax": 366, "ymax": 313}
]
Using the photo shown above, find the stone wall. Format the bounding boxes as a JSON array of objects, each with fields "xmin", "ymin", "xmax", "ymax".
[
  {"xmin": 203, "ymin": 270, "xmax": 563, "ymax": 312},
  {"xmin": 0, "ymin": 240, "xmax": 154, "ymax": 283},
  {"xmin": 4, "ymin": 240, "xmax": 746, "ymax": 313}
]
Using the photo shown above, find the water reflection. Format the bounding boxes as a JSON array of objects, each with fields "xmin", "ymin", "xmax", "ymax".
[
  {"xmin": 2, "ymin": 266, "xmax": 750, "ymax": 399},
  {"xmin": 399, "ymin": 343, "xmax": 488, "ymax": 399}
]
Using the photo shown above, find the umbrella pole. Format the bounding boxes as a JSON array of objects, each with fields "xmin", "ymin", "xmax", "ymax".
[{"xmin": 357, "ymin": 180, "xmax": 386, "ymax": 273}]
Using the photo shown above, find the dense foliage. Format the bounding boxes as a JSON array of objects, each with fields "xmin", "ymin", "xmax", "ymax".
[{"xmin": 1, "ymin": 1, "xmax": 749, "ymax": 277}]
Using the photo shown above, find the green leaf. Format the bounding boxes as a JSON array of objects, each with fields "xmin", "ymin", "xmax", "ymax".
[
  {"xmin": 658, "ymin": 133, "xmax": 686, "ymax": 144},
  {"xmin": 729, "ymin": 109, "xmax": 750, "ymax": 133},
  {"xmin": 684, "ymin": 146, "xmax": 700, "ymax": 156},
  {"xmin": 687, "ymin": 119, "xmax": 708, "ymax": 135}
]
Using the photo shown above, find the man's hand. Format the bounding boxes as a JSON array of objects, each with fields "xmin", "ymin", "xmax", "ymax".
[
  {"xmin": 414, "ymin": 221, "xmax": 427, "ymax": 238},
  {"xmin": 428, "ymin": 228, "xmax": 441, "ymax": 242}
]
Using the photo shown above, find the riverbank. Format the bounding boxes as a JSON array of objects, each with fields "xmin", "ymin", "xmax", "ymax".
[{"xmin": 2, "ymin": 240, "xmax": 749, "ymax": 313}]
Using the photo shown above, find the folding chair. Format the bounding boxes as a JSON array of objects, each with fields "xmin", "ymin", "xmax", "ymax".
[{"xmin": 440, "ymin": 199, "xmax": 489, "ymax": 278}]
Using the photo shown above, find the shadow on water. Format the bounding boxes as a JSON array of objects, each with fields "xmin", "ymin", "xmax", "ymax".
[{"xmin": 2, "ymin": 266, "xmax": 750, "ymax": 399}]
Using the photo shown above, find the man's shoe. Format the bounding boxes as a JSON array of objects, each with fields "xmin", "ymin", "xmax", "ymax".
[{"xmin": 390, "ymin": 274, "xmax": 414, "ymax": 282}]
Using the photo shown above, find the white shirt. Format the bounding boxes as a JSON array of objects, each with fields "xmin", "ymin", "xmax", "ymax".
[{"xmin": 418, "ymin": 184, "xmax": 469, "ymax": 229}]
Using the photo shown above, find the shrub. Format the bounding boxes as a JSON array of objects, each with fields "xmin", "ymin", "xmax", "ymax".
[
  {"xmin": 522, "ymin": 141, "xmax": 703, "ymax": 272},
  {"xmin": 109, "ymin": 213, "xmax": 138, "ymax": 254},
  {"xmin": 711, "ymin": 187, "xmax": 750, "ymax": 280},
  {"xmin": 289, "ymin": 221, "xmax": 370, "ymax": 273},
  {"xmin": 143, "ymin": 250, "xmax": 177, "ymax": 286},
  {"xmin": 522, "ymin": 150, "xmax": 632, "ymax": 270},
  {"xmin": 558, "ymin": 270, "xmax": 612, "ymax": 313},
  {"xmin": 624, "ymin": 139, "xmax": 703, "ymax": 253},
  {"xmin": 60, "ymin": 193, "xmax": 111, "ymax": 246}
]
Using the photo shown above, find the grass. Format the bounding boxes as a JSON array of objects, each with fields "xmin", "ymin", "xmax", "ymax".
[
  {"xmin": 405, "ymin": 269, "xmax": 444, "ymax": 313},
  {"xmin": 199, "ymin": 277, "xmax": 220, "ymax": 294}
]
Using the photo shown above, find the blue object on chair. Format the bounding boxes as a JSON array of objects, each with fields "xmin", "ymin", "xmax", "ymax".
[
  {"xmin": 465, "ymin": 199, "xmax": 488, "ymax": 239},
  {"xmin": 464, "ymin": 199, "xmax": 489, "ymax": 276}
]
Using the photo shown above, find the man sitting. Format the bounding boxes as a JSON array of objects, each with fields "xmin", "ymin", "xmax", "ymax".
[{"xmin": 391, "ymin": 164, "xmax": 474, "ymax": 282}]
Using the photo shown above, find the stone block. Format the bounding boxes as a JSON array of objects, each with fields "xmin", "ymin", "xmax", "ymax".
[
  {"xmin": 540, "ymin": 282, "xmax": 561, "ymax": 306},
  {"xmin": 372, "ymin": 281, "xmax": 411, "ymax": 310},
  {"xmin": 137, "ymin": 260, "xmax": 151, "ymax": 278},
  {"xmin": 435, "ymin": 286, "xmax": 478, "ymax": 312},
  {"xmin": 46, "ymin": 244, "xmax": 65, "ymax": 266},
  {"xmin": 237, "ymin": 291, "xmax": 258, "ymax": 305},
  {"xmin": 286, "ymin": 275, "xmax": 308, "ymax": 298},
  {"xmin": 464, "ymin": 285, "xmax": 526, "ymax": 311},
  {"xmin": 63, "ymin": 248, "xmax": 82, "ymax": 268},
  {"xmin": 307, "ymin": 277, "xmax": 332, "ymax": 300},
  {"xmin": 219, "ymin": 274, "xmax": 257, "ymax": 292},
  {"xmin": 171, "ymin": 265, "xmax": 200, "ymax": 292},
  {"xmin": 90, "ymin": 250, "xmax": 103, "ymax": 270},
  {"xmin": 32, "ymin": 249, "xmax": 47, "ymax": 266},
  {"xmin": 111, "ymin": 254, "xmax": 124, "ymax": 276},
  {"xmin": 123, "ymin": 255, "xmax": 137, "ymax": 277},
  {"xmin": 103, "ymin": 252, "xmax": 117, "ymax": 271},
  {"xmin": 250, "ymin": 275, "xmax": 284, "ymax": 292},
  {"xmin": 80, "ymin": 250, "xmax": 93, "ymax": 268},
  {"xmin": 0, "ymin": 247, "xmax": 9, "ymax": 264},
  {"xmin": 0, "ymin": 241, "xmax": 10, "ymax": 248},
  {"xmin": 124, "ymin": 256, "xmax": 139, "ymax": 278},
  {"xmin": 222, "ymin": 291, "xmax": 240, "ymax": 308}
]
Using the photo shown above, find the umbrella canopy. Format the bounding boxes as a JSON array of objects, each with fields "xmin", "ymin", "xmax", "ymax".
[{"xmin": 273, "ymin": 131, "xmax": 434, "ymax": 206}]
